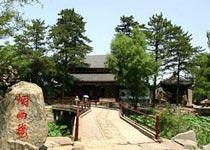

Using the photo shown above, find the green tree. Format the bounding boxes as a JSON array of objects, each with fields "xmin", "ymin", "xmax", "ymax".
[
  {"xmin": 191, "ymin": 53, "xmax": 210, "ymax": 103},
  {"xmin": 106, "ymin": 27, "xmax": 155, "ymax": 109},
  {"xmin": 0, "ymin": 44, "xmax": 30, "ymax": 92},
  {"xmin": 14, "ymin": 19, "xmax": 57, "ymax": 97},
  {"xmin": 0, "ymin": 0, "xmax": 40, "ymax": 38},
  {"xmin": 15, "ymin": 19, "xmax": 51, "ymax": 82},
  {"xmin": 147, "ymin": 13, "xmax": 173, "ymax": 105},
  {"xmin": 49, "ymin": 9, "xmax": 92, "ymax": 99},
  {"xmin": 115, "ymin": 15, "xmax": 146, "ymax": 37},
  {"xmin": 115, "ymin": 15, "xmax": 140, "ymax": 36},
  {"xmin": 207, "ymin": 29, "xmax": 210, "ymax": 48},
  {"xmin": 164, "ymin": 25, "xmax": 202, "ymax": 104}
]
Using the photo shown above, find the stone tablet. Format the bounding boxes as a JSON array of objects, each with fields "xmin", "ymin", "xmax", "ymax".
[{"xmin": 0, "ymin": 81, "xmax": 48, "ymax": 149}]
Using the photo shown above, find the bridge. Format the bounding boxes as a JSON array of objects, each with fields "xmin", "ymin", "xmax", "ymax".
[
  {"xmin": 79, "ymin": 107, "xmax": 184, "ymax": 150},
  {"xmin": 51, "ymin": 101, "xmax": 184, "ymax": 149}
]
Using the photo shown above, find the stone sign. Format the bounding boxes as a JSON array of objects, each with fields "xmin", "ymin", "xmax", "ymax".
[{"xmin": 0, "ymin": 81, "xmax": 48, "ymax": 149}]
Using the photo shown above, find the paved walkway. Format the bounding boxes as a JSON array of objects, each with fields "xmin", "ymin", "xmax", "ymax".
[{"xmin": 80, "ymin": 107, "xmax": 184, "ymax": 150}]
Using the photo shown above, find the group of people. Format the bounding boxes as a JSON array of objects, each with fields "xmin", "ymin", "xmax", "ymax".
[{"xmin": 75, "ymin": 95, "xmax": 89, "ymax": 102}]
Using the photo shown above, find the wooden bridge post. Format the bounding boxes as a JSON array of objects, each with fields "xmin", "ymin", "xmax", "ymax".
[
  {"xmin": 155, "ymin": 115, "xmax": 160, "ymax": 141},
  {"xmin": 74, "ymin": 101, "xmax": 80, "ymax": 141}
]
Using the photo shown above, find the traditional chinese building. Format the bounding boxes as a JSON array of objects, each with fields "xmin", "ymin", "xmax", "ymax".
[
  {"xmin": 70, "ymin": 55, "xmax": 118, "ymax": 102},
  {"xmin": 157, "ymin": 74, "xmax": 193, "ymax": 106}
]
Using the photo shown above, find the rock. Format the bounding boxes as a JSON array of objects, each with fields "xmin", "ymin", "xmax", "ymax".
[
  {"xmin": 172, "ymin": 130, "xmax": 197, "ymax": 143},
  {"xmin": 173, "ymin": 139, "xmax": 198, "ymax": 150},
  {"xmin": 44, "ymin": 137, "xmax": 73, "ymax": 148},
  {"xmin": 172, "ymin": 130, "xmax": 198, "ymax": 150},
  {"xmin": 44, "ymin": 137, "xmax": 73, "ymax": 150},
  {"xmin": 48, "ymin": 146, "xmax": 73, "ymax": 150},
  {"xmin": 203, "ymin": 143, "xmax": 210, "ymax": 150},
  {"xmin": 0, "ymin": 81, "xmax": 48, "ymax": 150},
  {"xmin": 8, "ymin": 139, "xmax": 38, "ymax": 150}
]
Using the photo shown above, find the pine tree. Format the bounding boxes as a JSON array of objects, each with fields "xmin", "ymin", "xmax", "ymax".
[
  {"xmin": 115, "ymin": 15, "xmax": 145, "ymax": 36},
  {"xmin": 164, "ymin": 25, "xmax": 202, "ymax": 104},
  {"xmin": 191, "ymin": 53, "xmax": 210, "ymax": 103},
  {"xmin": 147, "ymin": 13, "xmax": 173, "ymax": 105},
  {"xmin": 207, "ymin": 29, "xmax": 210, "ymax": 48},
  {"xmin": 49, "ymin": 9, "xmax": 92, "ymax": 99}
]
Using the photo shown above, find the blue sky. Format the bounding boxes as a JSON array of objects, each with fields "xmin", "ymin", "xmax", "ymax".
[{"xmin": 23, "ymin": 0, "xmax": 210, "ymax": 54}]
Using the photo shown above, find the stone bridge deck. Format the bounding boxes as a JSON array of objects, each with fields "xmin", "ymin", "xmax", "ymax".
[{"xmin": 80, "ymin": 107, "xmax": 184, "ymax": 150}]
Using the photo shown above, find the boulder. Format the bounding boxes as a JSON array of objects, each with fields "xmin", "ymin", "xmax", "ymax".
[
  {"xmin": 44, "ymin": 137, "xmax": 73, "ymax": 148},
  {"xmin": 0, "ymin": 81, "xmax": 48, "ymax": 150},
  {"xmin": 172, "ymin": 130, "xmax": 198, "ymax": 150},
  {"xmin": 8, "ymin": 139, "xmax": 38, "ymax": 150},
  {"xmin": 173, "ymin": 139, "xmax": 198, "ymax": 150},
  {"xmin": 203, "ymin": 143, "xmax": 210, "ymax": 150},
  {"xmin": 172, "ymin": 130, "xmax": 197, "ymax": 142}
]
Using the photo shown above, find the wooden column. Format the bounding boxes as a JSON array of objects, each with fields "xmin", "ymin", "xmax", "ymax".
[{"xmin": 155, "ymin": 115, "xmax": 160, "ymax": 141}]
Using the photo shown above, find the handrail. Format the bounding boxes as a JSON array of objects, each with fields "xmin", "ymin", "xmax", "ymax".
[
  {"xmin": 74, "ymin": 100, "xmax": 91, "ymax": 141},
  {"xmin": 120, "ymin": 103, "xmax": 160, "ymax": 141}
]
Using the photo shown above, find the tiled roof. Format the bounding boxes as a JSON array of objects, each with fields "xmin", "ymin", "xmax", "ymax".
[
  {"xmin": 84, "ymin": 55, "xmax": 107, "ymax": 68},
  {"xmin": 71, "ymin": 73, "xmax": 115, "ymax": 82}
]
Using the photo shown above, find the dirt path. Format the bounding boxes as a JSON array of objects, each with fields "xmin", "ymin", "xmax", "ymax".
[{"xmin": 80, "ymin": 107, "xmax": 184, "ymax": 150}]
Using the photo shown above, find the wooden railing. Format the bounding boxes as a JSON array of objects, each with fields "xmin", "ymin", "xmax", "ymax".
[
  {"xmin": 74, "ymin": 100, "xmax": 91, "ymax": 141},
  {"xmin": 120, "ymin": 103, "xmax": 160, "ymax": 141}
]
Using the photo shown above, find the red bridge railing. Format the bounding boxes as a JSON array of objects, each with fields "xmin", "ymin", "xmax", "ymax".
[
  {"xmin": 120, "ymin": 103, "xmax": 160, "ymax": 141},
  {"xmin": 74, "ymin": 101, "xmax": 91, "ymax": 141}
]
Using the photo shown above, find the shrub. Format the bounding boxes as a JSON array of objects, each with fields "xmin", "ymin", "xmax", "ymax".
[
  {"xmin": 48, "ymin": 121, "xmax": 71, "ymax": 137},
  {"xmin": 160, "ymin": 108, "xmax": 210, "ymax": 145}
]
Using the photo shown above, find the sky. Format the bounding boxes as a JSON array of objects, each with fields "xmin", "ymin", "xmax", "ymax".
[{"xmin": 23, "ymin": 0, "xmax": 210, "ymax": 55}]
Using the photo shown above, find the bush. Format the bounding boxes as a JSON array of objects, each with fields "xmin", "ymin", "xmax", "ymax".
[
  {"xmin": 160, "ymin": 108, "xmax": 210, "ymax": 145},
  {"xmin": 129, "ymin": 114, "xmax": 155, "ymax": 130},
  {"xmin": 48, "ymin": 121, "xmax": 71, "ymax": 137},
  {"xmin": 160, "ymin": 109, "xmax": 190, "ymax": 139}
]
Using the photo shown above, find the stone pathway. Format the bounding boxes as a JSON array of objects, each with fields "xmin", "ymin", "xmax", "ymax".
[{"xmin": 80, "ymin": 107, "xmax": 184, "ymax": 150}]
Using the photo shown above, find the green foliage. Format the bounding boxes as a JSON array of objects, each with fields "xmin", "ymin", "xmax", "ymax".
[
  {"xmin": 14, "ymin": 19, "xmax": 58, "ymax": 97},
  {"xmin": 160, "ymin": 108, "xmax": 210, "ymax": 145},
  {"xmin": 129, "ymin": 114, "xmax": 155, "ymax": 130},
  {"xmin": 207, "ymin": 30, "xmax": 210, "ymax": 48},
  {"xmin": 147, "ymin": 13, "xmax": 173, "ymax": 65},
  {"xmin": 0, "ymin": 45, "xmax": 31, "ymax": 85},
  {"xmin": 0, "ymin": 0, "xmax": 40, "ymax": 38},
  {"xmin": 146, "ymin": 13, "xmax": 174, "ymax": 104},
  {"xmin": 15, "ymin": 19, "xmax": 48, "ymax": 54},
  {"xmin": 50, "ymin": 8, "xmax": 92, "ymax": 67},
  {"xmin": 49, "ymin": 8, "xmax": 92, "ymax": 98},
  {"xmin": 163, "ymin": 25, "xmax": 202, "ymax": 104},
  {"xmin": 48, "ymin": 121, "xmax": 71, "ymax": 137},
  {"xmin": 107, "ymin": 27, "xmax": 155, "ymax": 105},
  {"xmin": 160, "ymin": 108, "xmax": 190, "ymax": 138},
  {"xmin": 129, "ymin": 107, "xmax": 210, "ymax": 145},
  {"xmin": 115, "ymin": 15, "xmax": 145, "ymax": 36},
  {"xmin": 191, "ymin": 53, "xmax": 210, "ymax": 102}
]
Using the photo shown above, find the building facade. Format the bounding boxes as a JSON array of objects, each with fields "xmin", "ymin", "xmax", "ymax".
[{"xmin": 70, "ymin": 55, "xmax": 118, "ymax": 102}]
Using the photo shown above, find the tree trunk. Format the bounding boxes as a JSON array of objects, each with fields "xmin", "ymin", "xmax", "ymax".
[
  {"xmin": 152, "ymin": 75, "xmax": 157, "ymax": 107},
  {"xmin": 62, "ymin": 51, "xmax": 68, "ymax": 103},
  {"xmin": 152, "ymin": 42, "xmax": 159, "ymax": 107},
  {"xmin": 176, "ymin": 54, "xmax": 181, "ymax": 105},
  {"xmin": 176, "ymin": 72, "xmax": 180, "ymax": 105}
]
